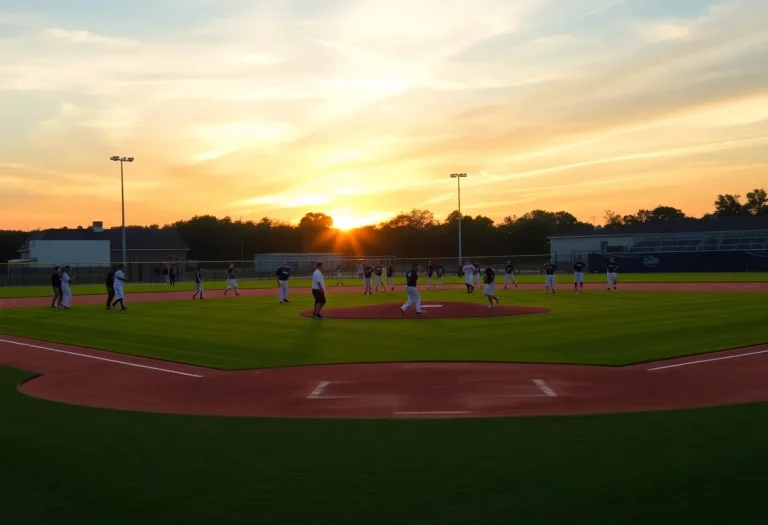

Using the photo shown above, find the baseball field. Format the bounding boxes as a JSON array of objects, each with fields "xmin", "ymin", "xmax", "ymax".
[{"xmin": 1, "ymin": 273, "xmax": 767, "ymax": 524}]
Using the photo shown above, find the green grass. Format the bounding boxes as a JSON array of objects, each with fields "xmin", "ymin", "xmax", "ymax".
[
  {"xmin": 2, "ymin": 365, "xmax": 767, "ymax": 525},
  {"xmin": 1, "ymin": 290, "xmax": 766, "ymax": 368},
  {"xmin": 1, "ymin": 271, "xmax": 766, "ymax": 298}
]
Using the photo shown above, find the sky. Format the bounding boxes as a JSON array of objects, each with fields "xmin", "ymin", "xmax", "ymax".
[{"xmin": 1, "ymin": 0, "xmax": 767, "ymax": 231}]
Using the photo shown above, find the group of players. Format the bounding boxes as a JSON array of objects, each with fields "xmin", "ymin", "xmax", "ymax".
[{"xmin": 541, "ymin": 256, "xmax": 620, "ymax": 294}]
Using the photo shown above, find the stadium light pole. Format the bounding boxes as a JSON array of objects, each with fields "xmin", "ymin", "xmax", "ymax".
[
  {"xmin": 110, "ymin": 156, "xmax": 134, "ymax": 266},
  {"xmin": 450, "ymin": 173, "xmax": 467, "ymax": 265}
]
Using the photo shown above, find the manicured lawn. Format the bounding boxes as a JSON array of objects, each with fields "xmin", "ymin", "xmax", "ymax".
[
  {"xmin": 1, "ymin": 290, "xmax": 766, "ymax": 368},
  {"xmin": 1, "ymin": 271, "xmax": 766, "ymax": 298},
  {"xmin": 1, "ymin": 366, "xmax": 766, "ymax": 525}
]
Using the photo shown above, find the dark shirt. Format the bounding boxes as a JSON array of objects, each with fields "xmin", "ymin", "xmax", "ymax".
[
  {"xmin": 386, "ymin": 266, "xmax": 394, "ymax": 277},
  {"xmin": 573, "ymin": 262, "xmax": 586, "ymax": 273},
  {"xmin": 195, "ymin": 270, "xmax": 203, "ymax": 283},
  {"xmin": 106, "ymin": 272, "xmax": 115, "ymax": 287},
  {"xmin": 543, "ymin": 263, "xmax": 556, "ymax": 275},
  {"xmin": 276, "ymin": 267, "xmax": 291, "ymax": 281},
  {"xmin": 363, "ymin": 266, "xmax": 373, "ymax": 278},
  {"xmin": 374, "ymin": 265, "xmax": 383, "ymax": 276},
  {"xmin": 170, "ymin": 268, "xmax": 175, "ymax": 276},
  {"xmin": 607, "ymin": 263, "xmax": 619, "ymax": 273},
  {"xmin": 405, "ymin": 270, "xmax": 418, "ymax": 287},
  {"xmin": 52, "ymin": 272, "xmax": 61, "ymax": 287},
  {"xmin": 227, "ymin": 267, "xmax": 237, "ymax": 279},
  {"xmin": 505, "ymin": 265, "xmax": 515, "ymax": 274},
  {"xmin": 473, "ymin": 264, "xmax": 480, "ymax": 274},
  {"xmin": 436, "ymin": 267, "xmax": 444, "ymax": 278},
  {"xmin": 484, "ymin": 267, "xmax": 495, "ymax": 284},
  {"xmin": 427, "ymin": 265, "xmax": 434, "ymax": 277}
]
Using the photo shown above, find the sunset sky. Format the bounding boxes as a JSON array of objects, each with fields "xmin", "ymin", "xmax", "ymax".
[{"xmin": 1, "ymin": 0, "xmax": 767, "ymax": 231}]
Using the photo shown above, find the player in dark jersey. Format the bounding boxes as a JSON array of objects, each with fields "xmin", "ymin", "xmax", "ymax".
[
  {"xmin": 105, "ymin": 269, "xmax": 116, "ymax": 310},
  {"xmin": 276, "ymin": 262, "xmax": 291, "ymax": 303},
  {"xmin": 51, "ymin": 266, "xmax": 63, "ymax": 308},
  {"xmin": 436, "ymin": 265, "xmax": 444, "ymax": 289},
  {"xmin": 400, "ymin": 263, "xmax": 424, "ymax": 315},
  {"xmin": 224, "ymin": 264, "xmax": 240, "ymax": 296},
  {"xmin": 483, "ymin": 266, "xmax": 501, "ymax": 307},
  {"xmin": 606, "ymin": 258, "xmax": 619, "ymax": 291},
  {"xmin": 542, "ymin": 260, "xmax": 557, "ymax": 294},
  {"xmin": 503, "ymin": 261, "xmax": 517, "ymax": 289},
  {"xmin": 573, "ymin": 257, "xmax": 587, "ymax": 293},
  {"xmin": 192, "ymin": 266, "xmax": 205, "ymax": 300},
  {"xmin": 363, "ymin": 262, "xmax": 374, "ymax": 295},
  {"xmin": 374, "ymin": 262, "xmax": 385, "ymax": 291},
  {"xmin": 426, "ymin": 261, "xmax": 435, "ymax": 290},
  {"xmin": 386, "ymin": 263, "xmax": 395, "ymax": 290}
]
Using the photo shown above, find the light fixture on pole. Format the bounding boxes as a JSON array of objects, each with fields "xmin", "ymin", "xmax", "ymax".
[
  {"xmin": 449, "ymin": 173, "xmax": 467, "ymax": 265},
  {"xmin": 110, "ymin": 156, "xmax": 134, "ymax": 266}
]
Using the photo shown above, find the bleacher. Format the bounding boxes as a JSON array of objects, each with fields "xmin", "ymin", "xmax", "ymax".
[{"xmin": 628, "ymin": 231, "xmax": 768, "ymax": 253}]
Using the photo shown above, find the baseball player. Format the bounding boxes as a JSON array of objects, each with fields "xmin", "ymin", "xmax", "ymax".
[
  {"xmin": 573, "ymin": 257, "xmax": 587, "ymax": 293},
  {"xmin": 483, "ymin": 265, "xmax": 501, "ymax": 307},
  {"xmin": 436, "ymin": 265, "xmax": 444, "ymax": 288},
  {"xmin": 112, "ymin": 264, "xmax": 128, "ymax": 310},
  {"xmin": 105, "ymin": 268, "xmax": 116, "ymax": 310},
  {"xmin": 192, "ymin": 266, "xmax": 204, "ymax": 300},
  {"xmin": 400, "ymin": 262, "xmax": 425, "ymax": 315},
  {"xmin": 386, "ymin": 263, "xmax": 395, "ymax": 290},
  {"xmin": 473, "ymin": 263, "xmax": 481, "ymax": 286},
  {"xmin": 363, "ymin": 262, "xmax": 374, "ymax": 295},
  {"xmin": 426, "ymin": 261, "xmax": 435, "ymax": 290},
  {"xmin": 51, "ymin": 266, "xmax": 63, "ymax": 308},
  {"xmin": 336, "ymin": 264, "xmax": 344, "ymax": 286},
  {"xmin": 374, "ymin": 261, "xmax": 385, "ymax": 291},
  {"xmin": 311, "ymin": 262, "xmax": 327, "ymax": 319},
  {"xmin": 542, "ymin": 260, "xmax": 557, "ymax": 294},
  {"xmin": 462, "ymin": 260, "xmax": 475, "ymax": 293},
  {"xmin": 607, "ymin": 258, "xmax": 619, "ymax": 291},
  {"xmin": 503, "ymin": 261, "xmax": 517, "ymax": 289},
  {"xmin": 276, "ymin": 262, "xmax": 291, "ymax": 303},
  {"xmin": 224, "ymin": 263, "xmax": 240, "ymax": 296}
]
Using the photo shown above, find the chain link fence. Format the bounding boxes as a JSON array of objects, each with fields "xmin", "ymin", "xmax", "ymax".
[{"xmin": 0, "ymin": 254, "xmax": 553, "ymax": 287}]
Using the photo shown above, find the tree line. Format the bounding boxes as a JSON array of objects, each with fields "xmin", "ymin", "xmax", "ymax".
[{"xmin": 1, "ymin": 188, "xmax": 766, "ymax": 262}]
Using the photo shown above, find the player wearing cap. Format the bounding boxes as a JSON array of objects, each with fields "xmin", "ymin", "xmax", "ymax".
[
  {"xmin": 363, "ymin": 262, "xmax": 374, "ymax": 295},
  {"xmin": 573, "ymin": 257, "xmax": 587, "ymax": 293},
  {"xmin": 462, "ymin": 260, "xmax": 475, "ymax": 293},
  {"xmin": 542, "ymin": 260, "xmax": 557, "ymax": 294},
  {"xmin": 400, "ymin": 263, "xmax": 425, "ymax": 315},
  {"xmin": 374, "ymin": 261, "xmax": 385, "ymax": 291},
  {"xmin": 503, "ymin": 261, "xmax": 517, "ymax": 289},
  {"xmin": 606, "ymin": 258, "xmax": 619, "ymax": 291},
  {"xmin": 311, "ymin": 262, "xmax": 327, "ymax": 319},
  {"xmin": 386, "ymin": 263, "xmax": 395, "ymax": 290},
  {"xmin": 224, "ymin": 263, "xmax": 240, "ymax": 296},
  {"xmin": 276, "ymin": 262, "xmax": 291, "ymax": 303},
  {"xmin": 483, "ymin": 265, "xmax": 501, "ymax": 308}
]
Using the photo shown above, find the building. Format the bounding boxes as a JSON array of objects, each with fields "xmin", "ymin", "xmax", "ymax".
[
  {"xmin": 549, "ymin": 225, "xmax": 768, "ymax": 273},
  {"xmin": 9, "ymin": 223, "xmax": 190, "ymax": 285}
]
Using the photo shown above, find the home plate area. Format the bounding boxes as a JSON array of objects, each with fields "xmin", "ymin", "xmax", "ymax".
[
  {"xmin": 299, "ymin": 301, "xmax": 549, "ymax": 319},
  {"xmin": 304, "ymin": 376, "xmax": 562, "ymax": 417}
]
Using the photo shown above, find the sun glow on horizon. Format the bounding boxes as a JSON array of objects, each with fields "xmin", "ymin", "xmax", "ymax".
[{"xmin": 331, "ymin": 211, "xmax": 394, "ymax": 231}]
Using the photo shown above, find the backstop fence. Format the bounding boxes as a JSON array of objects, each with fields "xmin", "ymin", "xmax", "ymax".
[{"xmin": 0, "ymin": 254, "xmax": 550, "ymax": 287}]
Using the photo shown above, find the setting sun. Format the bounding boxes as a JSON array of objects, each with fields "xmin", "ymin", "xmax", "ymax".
[{"xmin": 331, "ymin": 211, "xmax": 394, "ymax": 231}]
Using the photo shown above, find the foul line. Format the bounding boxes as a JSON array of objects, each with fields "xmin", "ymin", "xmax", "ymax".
[
  {"xmin": 0, "ymin": 339, "xmax": 204, "ymax": 378},
  {"xmin": 307, "ymin": 380, "xmax": 331, "ymax": 399},
  {"xmin": 647, "ymin": 349, "xmax": 768, "ymax": 371},
  {"xmin": 533, "ymin": 379, "xmax": 557, "ymax": 397},
  {"xmin": 394, "ymin": 411, "xmax": 470, "ymax": 415}
]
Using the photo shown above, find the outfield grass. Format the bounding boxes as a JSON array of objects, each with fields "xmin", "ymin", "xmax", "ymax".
[
  {"xmin": 1, "ymin": 271, "xmax": 766, "ymax": 298},
  {"xmin": 1, "ymin": 365, "xmax": 766, "ymax": 525},
  {"xmin": 1, "ymin": 290, "xmax": 766, "ymax": 368}
]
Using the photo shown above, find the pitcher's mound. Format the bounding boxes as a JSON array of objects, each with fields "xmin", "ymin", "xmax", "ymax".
[{"xmin": 300, "ymin": 301, "xmax": 549, "ymax": 319}]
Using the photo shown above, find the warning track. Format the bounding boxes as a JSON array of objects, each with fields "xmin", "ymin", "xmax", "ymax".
[{"xmin": 1, "ymin": 336, "xmax": 767, "ymax": 419}]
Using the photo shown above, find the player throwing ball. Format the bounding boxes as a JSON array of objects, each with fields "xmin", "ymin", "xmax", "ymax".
[
  {"xmin": 606, "ymin": 258, "xmax": 619, "ymax": 291},
  {"xmin": 400, "ymin": 262, "xmax": 425, "ymax": 315},
  {"xmin": 224, "ymin": 263, "xmax": 240, "ymax": 296},
  {"xmin": 542, "ymin": 260, "xmax": 557, "ymax": 294},
  {"xmin": 573, "ymin": 256, "xmax": 587, "ymax": 293},
  {"xmin": 276, "ymin": 262, "xmax": 291, "ymax": 303},
  {"xmin": 483, "ymin": 265, "xmax": 501, "ymax": 308},
  {"xmin": 503, "ymin": 261, "xmax": 517, "ymax": 289}
]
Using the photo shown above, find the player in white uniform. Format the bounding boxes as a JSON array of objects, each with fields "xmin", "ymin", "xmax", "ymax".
[
  {"xmin": 335, "ymin": 264, "xmax": 344, "ymax": 286},
  {"xmin": 462, "ymin": 261, "xmax": 475, "ymax": 293},
  {"xmin": 60, "ymin": 265, "xmax": 73, "ymax": 308},
  {"xmin": 473, "ymin": 263, "xmax": 481, "ymax": 286},
  {"xmin": 112, "ymin": 264, "xmax": 128, "ymax": 310},
  {"xmin": 224, "ymin": 263, "xmax": 240, "ymax": 296},
  {"xmin": 400, "ymin": 263, "xmax": 425, "ymax": 315}
]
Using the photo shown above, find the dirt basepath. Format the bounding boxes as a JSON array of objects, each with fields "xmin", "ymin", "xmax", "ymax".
[
  {"xmin": 1, "ymin": 336, "xmax": 767, "ymax": 419},
  {"xmin": 1, "ymin": 282, "xmax": 766, "ymax": 309}
]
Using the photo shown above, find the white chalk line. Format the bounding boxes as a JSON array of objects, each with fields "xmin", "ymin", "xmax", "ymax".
[
  {"xmin": 0, "ymin": 338, "xmax": 204, "ymax": 378},
  {"xmin": 533, "ymin": 379, "xmax": 557, "ymax": 397},
  {"xmin": 420, "ymin": 305, "xmax": 443, "ymax": 308},
  {"xmin": 394, "ymin": 411, "xmax": 470, "ymax": 415},
  {"xmin": 307, "ymin": 380, "xmax": 331, "ymax": 399},
  {"xmin": 647, "ymin": 349, "xmax": 768, "ymax": 371}
]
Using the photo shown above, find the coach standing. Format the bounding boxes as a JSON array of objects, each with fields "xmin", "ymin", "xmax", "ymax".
[
  {"xmin": 311, "ymin": 262, "xmax": 327, "ymax": 320},
  {"xmin": 400, "ymin": 262, "xmax": 425, "ymax": 315},
  {"xmin": 276, "ymin": 261, "xmax": 291, "ymax": 303},
  {"xmin": 51, "ymin": 266, "xmax": 63, "ymax": 309}
]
